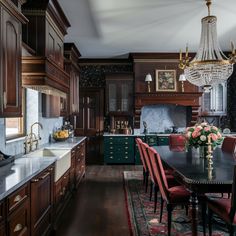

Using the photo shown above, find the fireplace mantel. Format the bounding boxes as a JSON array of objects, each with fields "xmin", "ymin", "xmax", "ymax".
[{"xmin": 134, "ymin": 92, "xmax": 203, "ymax": 128}]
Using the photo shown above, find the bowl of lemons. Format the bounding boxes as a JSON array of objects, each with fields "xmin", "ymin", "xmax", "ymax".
[{"xmin": 53, "ymin": 130, "xmax": 69, "ymax": 141}]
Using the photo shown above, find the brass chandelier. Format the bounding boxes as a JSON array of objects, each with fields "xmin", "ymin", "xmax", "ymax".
[{"xmin": 179, "ymin": 0, "xmax": 236, "ymax": 91}]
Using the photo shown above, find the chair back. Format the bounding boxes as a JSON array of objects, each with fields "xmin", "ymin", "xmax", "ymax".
[
  {"xmin": 230, "ymin": 165, "xmax": 236, "ymax": 222},
  {"xmin": 135, "ymin": 138, "xmax": 147, "ymax": 171},
  {"xmin": 169, "ymin": 134, "xmax": 186, "ymax": 148},
  {"xmin": 221, "ymin": 136, "xmax": 236, "ymax": 153},
  {"xmin": 147, "ymin": 146, "xmax": 169, "ymax": 202},
  {"xmin": 140, "ymin": 142, "xmax": 155, "ymax": 182}
]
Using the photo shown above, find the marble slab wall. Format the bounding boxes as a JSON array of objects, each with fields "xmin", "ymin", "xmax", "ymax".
[
  {"xmin": 0, "ymin": 89, "xmax": 62, "ymax": 156},
  {"xmin": 140, "ymin": 105, "xmax": 187, "ymax": 133}
]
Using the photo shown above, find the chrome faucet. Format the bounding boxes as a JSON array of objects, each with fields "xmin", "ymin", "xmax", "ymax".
[{"xmin": 24, "ymin": 122, "xmax": 43, "ymax": 154}]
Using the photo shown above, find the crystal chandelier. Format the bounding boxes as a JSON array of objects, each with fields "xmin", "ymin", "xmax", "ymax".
[{"xmin": 179, "ymin": 0, "xmax": 236, "ymax": 91}]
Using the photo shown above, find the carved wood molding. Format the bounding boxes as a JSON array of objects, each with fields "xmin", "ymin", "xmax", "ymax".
[{"xmin": 134, "ymin": 92, "xmax": 203, "ymax": 128}]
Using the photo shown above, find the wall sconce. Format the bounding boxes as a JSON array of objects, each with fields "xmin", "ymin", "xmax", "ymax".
[
  {"xmin": 179, "ymin": 74, "xmax": 186, "ymax": 92},
  {"xmin": 145, "ymin": 74, "xmax": 152, "ymax": 93}
]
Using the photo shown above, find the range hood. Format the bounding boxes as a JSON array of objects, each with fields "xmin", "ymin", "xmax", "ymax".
[{"xmin": 22, "ymin": 56, "xmax": 70, "ymax": 98}]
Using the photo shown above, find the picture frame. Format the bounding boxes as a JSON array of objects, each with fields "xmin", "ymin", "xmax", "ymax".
[{"xmin": 155, "ymin": 70, "xmax": 176, "ymax": 92}]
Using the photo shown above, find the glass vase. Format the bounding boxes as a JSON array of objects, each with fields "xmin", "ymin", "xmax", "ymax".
[{"xmin": 199, "ymin": 145, "xmax": 208, "ymax": 158}]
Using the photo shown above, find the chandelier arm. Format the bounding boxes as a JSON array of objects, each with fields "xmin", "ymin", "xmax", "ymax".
[{"xmin": 206, "ymin": 0, "xmax": 211, "ymax": 16}]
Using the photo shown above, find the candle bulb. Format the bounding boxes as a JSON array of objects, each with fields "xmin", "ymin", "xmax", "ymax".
[
  {"xmin": 186, "ymin": 44, "xmax": 189, "ymax": 59},
  {"xmin": 231, "ymin": 41, "xmax": 235, "ymax": 55},
  {"xmin": 179, "ymin": 49, "xmax": 182, "ymax": 61}
]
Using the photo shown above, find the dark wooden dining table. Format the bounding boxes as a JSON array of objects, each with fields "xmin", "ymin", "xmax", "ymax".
[{"xmin": 153, "ymin": 145, "xmax": 236, "ymax": 236}]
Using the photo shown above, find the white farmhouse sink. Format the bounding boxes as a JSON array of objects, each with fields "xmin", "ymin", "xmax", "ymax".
[{"xmin": 26, "ymin": 148, "xmax": 71, "ymax": 182}]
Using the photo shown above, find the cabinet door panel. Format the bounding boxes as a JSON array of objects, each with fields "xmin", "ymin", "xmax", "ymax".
[
  {"xmin": 1, "ymin": 9, "xmax": 21, "ymax": 116},
  {"xmin": 31, "ymin": 168, "xmax": 53, "ymax": 234},
  {"xmin": 7, "ymin": 203, "xmax": 29, "ymax": 236}
]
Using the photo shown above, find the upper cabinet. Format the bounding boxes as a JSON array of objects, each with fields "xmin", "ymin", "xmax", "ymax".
[
  {"xmin": 0, "ymin": 0, "xmax": 28, "ymax": 117},
  {"xmin": 22, "ymin": 0, "xmax": 70, "ymax": 101},
  {"xmin": 105, "ymin": 73, "xmax": 133, "ymax": 115},
  {"xmin": 201, "ymin": 82, "xmax": 227, "ymax": 116},
  {"xmin": 64, "ymin": 43, "xmax": 81, "ymax": 115}
]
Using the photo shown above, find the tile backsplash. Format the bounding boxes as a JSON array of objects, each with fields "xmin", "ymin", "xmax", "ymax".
[
  {"xmin": 140, "ymin": 104, "xmax": 187, "ymax": 133},
  {"xmin": 0, "ymin": 89, "xmax": 62, "ymax": 156}
]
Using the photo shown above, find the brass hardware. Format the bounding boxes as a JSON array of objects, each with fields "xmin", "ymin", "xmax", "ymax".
[
  {"xmin": 3, "ymin": 91, "xmax": 7, "ymax": 109},
  {"xmin": 63, "ymin": 176, "xmax": 67, "ymax": 179},
  {"xmin": 14, "ymin": 223, "xmax": 23, "ymax": 232},
  {"xmin": 125, "ymin": 142, "xmax": 128, "ymax": 144},
  {"xmin": 109, "ymin": 156, "xmax": 113, "ymax": 159},
  {"xmin": 24, "ymin": 122, "xmax": 43, "ymax": 154},
  {"xmin": 40, "ymin": 172, "xmax": 50, "ymax": 180},
  {"xmin": 31, "ymin": 178, "xmax": 39, "ymax": 182},
  {"xmin": 110, "ymin": 142, "xmax": 113, "ymax": 144},
  {"xmin": 124, "ymin": 156, "xmax": 128, "ymax": 159},
  {"xmin": 13, "ymin": 195, "xmax": 22, "ymax": 203}
]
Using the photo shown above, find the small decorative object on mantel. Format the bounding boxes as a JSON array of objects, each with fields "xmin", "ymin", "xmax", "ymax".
[
  {"xmin": 185, "ymin": 122, "xmax": 223, "ymax": 158},
  {"xmin": 156, "ymin": 70, "xmax": 176, "ymax": 92}
]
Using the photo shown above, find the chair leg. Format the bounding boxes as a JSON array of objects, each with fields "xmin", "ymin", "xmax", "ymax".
[
  {"xmin": 154, "ymin": 185, "xmax": 158, "ymax": 213},
  {"xmin": 149, "ymin": 181, "xmax": 153, "ymax": 201},
  {"xmin": 167, "ymin": 204, "xmax": 172, "ymax": 236},
  {"xmin": 143, "ymin": 168, "xmax": 145, "ymax": 185},
  {"xmin": 201, "ymin": 202, "xmax": 206, "ymax": 236},
  {"xmin": 159, "ymin": 197, "xmax": 164, "ymax": 223},
  {"xmin": 228, "ymin": 225, "xmax": 234, "ymax": 236},
  {"xmin": 145, "ymin": 172, "xmax": 149, "ymax": 193},
  {"xmin": 208, "ymin": 208, "xmax": 213, "ymax": 236}
]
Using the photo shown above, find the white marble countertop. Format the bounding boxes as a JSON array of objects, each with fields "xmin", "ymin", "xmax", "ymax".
[{"xmin": 0, "ymin": 136, "xmax": 86, "ymax": 201}]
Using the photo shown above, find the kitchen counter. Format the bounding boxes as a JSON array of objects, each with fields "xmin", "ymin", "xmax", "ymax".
[
  {"xmin": 0, "ymin": 136, "xmax": 86, "ymax": 201},
  {"xmin": 103, "ymin": 133, "xmax": 182, "ymax": 137},
  {"xmin": 46, "ymin": 136, "xmax": 86, "ymax": 149}
]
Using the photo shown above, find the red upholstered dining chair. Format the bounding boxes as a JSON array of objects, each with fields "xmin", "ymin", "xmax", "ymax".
[
  {"xmin": 147, "ymin": 146, "xmax": 190, "ymax": 236},
  {"xmin": 135, "ymin": 138, "xmax": 149, "ymax": 191},
  {"xmin": 207, "ymin": 165, "xmax": 236, "ymax": 236},
  {"xmin": 221, "ymin": 136, "xmax": 236, "ymax": 154},
  {"xmin": 169, "ymin": 134, "xmax": 186, "ymax": 148},
  {"xmin": 140, "ymin": 142, "xmax": 179, "ymax": 212}
]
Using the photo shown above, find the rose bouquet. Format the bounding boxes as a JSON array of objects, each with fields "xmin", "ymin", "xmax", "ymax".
[{"xmin": 185, "ymin": 122, "xmax": 223, "ymax": 148}]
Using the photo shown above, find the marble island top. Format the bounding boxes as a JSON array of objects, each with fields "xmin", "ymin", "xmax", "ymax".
[{"xmin": 0, "ymin": 136, "xmax": 86, "ymax": 201}]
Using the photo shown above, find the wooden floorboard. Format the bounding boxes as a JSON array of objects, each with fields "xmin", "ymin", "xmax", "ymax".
[{"xmin": 56, "ymin": 165, "xmax": 142, "ymax": 236}]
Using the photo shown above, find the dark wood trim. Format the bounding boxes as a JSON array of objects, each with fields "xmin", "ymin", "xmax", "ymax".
[
  {"xmin": 78, "ymin": 58, "xmax": 132, "ymax": 65},
  {"xmin": 0, "ymin": 0, "xmax": 28, "ymax": 23}
]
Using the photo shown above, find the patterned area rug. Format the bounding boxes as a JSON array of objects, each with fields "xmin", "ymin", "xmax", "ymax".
[{"xmin": 123, "ymin": 171, "xmax": 228, "ymax": 236}]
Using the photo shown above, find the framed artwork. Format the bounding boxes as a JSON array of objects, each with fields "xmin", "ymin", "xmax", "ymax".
[{"xmin": 155, "ymin": 70, "xmax": 176, "ymax": 92}]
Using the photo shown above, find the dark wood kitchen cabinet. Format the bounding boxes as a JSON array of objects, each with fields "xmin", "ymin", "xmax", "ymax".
[
  {"xmin": 64, "ymin": 43, "xmax": 81, "ymax": 115},
  {"xmin": 0, "ymin": 201, "xmax": 5, "ymax": 236},
  {"xmin": 0, "ymin": 0, "xmax": 27, "ymax": 117},
  {"xmin": 105, "ymin": 73, "xmax": 133, "ymax": 115},
  {"xmin": 6, "ymin": 183, "xmax": 30, "ymax": 236},
  {"xmin": 76, "ymin": 89, "xmax": 104, "ymax": 164},
  {"xmin": 75, "ymin": 140, "xmax": 86, "ymax": 187},
  {"xmin": 30, "ymin": 165, "xmax": 54, "ymax": 236}
]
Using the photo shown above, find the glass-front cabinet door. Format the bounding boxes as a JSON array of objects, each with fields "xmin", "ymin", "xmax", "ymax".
[{"xmin": 201, "ymin": 82, "xmax": 227, "ymax": 115}]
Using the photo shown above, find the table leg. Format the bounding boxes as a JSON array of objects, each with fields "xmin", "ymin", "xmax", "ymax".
[{"xmin": 189, "ymin": 192, "xmax": 198, "ymax": 236}]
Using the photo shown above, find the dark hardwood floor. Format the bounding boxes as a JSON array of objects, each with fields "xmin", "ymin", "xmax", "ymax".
[{"xmin": 56, "ymin": 165, "xmax": 141, "ymax": 236}]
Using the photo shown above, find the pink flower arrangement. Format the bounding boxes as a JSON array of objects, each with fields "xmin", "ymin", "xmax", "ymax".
[{"xmin": 185, "ymin": 122, "xmax": 223, "ymax": 148}]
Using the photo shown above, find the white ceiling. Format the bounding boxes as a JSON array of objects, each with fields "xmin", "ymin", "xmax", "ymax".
[{"xmin": 58, "ymin": 0, "xmax": 236, "ymax": 58}]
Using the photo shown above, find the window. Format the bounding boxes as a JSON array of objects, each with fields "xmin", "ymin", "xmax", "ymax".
[{"xmin": 5, "ymin": 89, "xmax": 26, "ymax": 140}]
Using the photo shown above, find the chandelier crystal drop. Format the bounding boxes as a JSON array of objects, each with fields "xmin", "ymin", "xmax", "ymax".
[{"xmin": 179, "ymin": 0, "xmax": 236, "ymax": 90}]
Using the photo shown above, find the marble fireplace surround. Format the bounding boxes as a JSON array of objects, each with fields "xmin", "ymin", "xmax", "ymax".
[{"xmin": 134, "ymin": 92, "xmax": 202, "ymax": 128}]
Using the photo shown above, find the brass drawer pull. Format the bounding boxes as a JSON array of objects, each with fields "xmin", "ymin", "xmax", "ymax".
[
  {"xmin": 125, "ymin": 156, "xmax": 128, "ymax": 159},
  {"xmin": 110, "ymin": 147, "xmax": 113, "ymax": 149},
  {"xmin": 125, "ymin": 147, "xmax": 128, "ymax": 149},
  {"xmin": 14, "ymin": 223, "xmax": 23, "ymax": 232},
  {"xmin": 110, "ymin": 152, "xmax": 113, "ymax": 154},
  {"xmin": 109, "ymin": 156, "xmax": 113, "ymax": 159},
  {"xmin": 13, "ymin": 195, "xmax": 22, "ymax": 203},
  {"xmin": 31, "ymin": 178, "xmax": 39, "ymax": 182},
  {"xmin": 40, "ymin": 172, "xmax": 50, "ymax": 180},
  {"xmin": 125, "ymin": 142, "xmax": 128, "ymax": 144},
  {"xmin": 110, "ymin": 142, "xmax": 113, "ymax": 144}
]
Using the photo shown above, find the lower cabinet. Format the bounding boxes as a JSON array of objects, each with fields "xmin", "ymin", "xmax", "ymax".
[
  {"xmin": 6, "ymin": 183, "xmax": 30, "ymax": 236},
  {"xmin": 104, "ymin": 136, "xmax": 134, "ymax": 164},
  {"xmin": 30, "ymin": 165, "xmax": 54, "ymax": 236},
  {"xmin": 75, "ymin": 141, "xmax": 86, "ymax": 187},
  {"xmin": 54, "ymin": 169, "xmax": 70, "ymax": 226}
]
